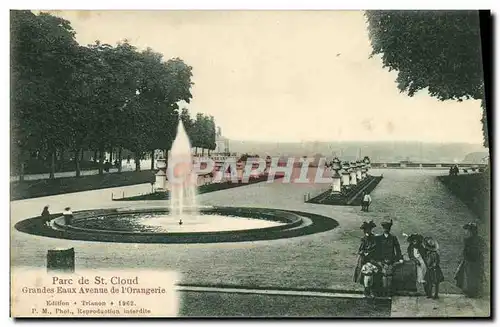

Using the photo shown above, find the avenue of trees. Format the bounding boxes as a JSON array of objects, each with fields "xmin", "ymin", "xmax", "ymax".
[
  {"xmin": 11, "ymin": 10, "xmax": 216, "ymax": 179},
  {"xmin": 365, "ymin": 11, "xmax": 489, "ymax": 148},
  {"xmin": 179, "ymin": 108, "xmax": 217, "ymax": 156}
]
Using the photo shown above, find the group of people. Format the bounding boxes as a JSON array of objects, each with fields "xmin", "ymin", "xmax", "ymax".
[
  {"xmin": 354, "ymin": 219, "xmax": 484, "ymax": 299},
  {"xmin": 353, "ymin": 219, "xmax": 405, "ymax": 297},
  {"xmin": 406, "ymin": 233, "xmax": 444, "ymax": 298},
  {"xmin": 448, "ymin": 165, "xmax": 460, "ymax": 176},
  {"xmin": 41, "ymin": 206, "xmax": 73, "ymax": 225}
]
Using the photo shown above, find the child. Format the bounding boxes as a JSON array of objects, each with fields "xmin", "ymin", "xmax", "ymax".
[
  {"xmin": 361, "ymin": 192, "xmax": 372, "ymax": 212},
  {"xmin": 361, "ymin": 260, "xmax": 379, "ymax": 298},
  {"xmin": 407, "ymin": 233, "xmax": 427, "ymax": 293},
  {"xmin": 423, "ymin": 237, "xmax": 444, "ymax": 299}
]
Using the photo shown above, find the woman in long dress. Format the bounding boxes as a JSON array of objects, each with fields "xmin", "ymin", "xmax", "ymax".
[
  {"xmin": 455, "ymin": 222, "xmax": 484, "ymax": 298},
  {"xmin": 353, "ymin": 220, "xmax": 378, "ymax": 296},
  {"xmin": 407, "ymin": 234, "xmax": 427, "ymax": 292}
]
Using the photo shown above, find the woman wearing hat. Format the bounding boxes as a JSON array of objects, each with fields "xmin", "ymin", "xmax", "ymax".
[
  {"xmin": 353, "ymin": 221, "xmax": 378, "ymax": 296},
  {"xmin": 407, "ymin": 234, "xmax": 427, "ymax": 291},
  {"xmin": 423, "ymin": 236, "xmax": 444, "ymax": 299},
  {"xmin": 454, "ymin": 222, "xmax": 484, "ymax": 298}
]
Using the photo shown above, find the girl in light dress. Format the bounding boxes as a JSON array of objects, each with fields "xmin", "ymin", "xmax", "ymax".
[
  {"xmin": 360, "ymin": 260, "xmax": 379, "ymax": 297},
  {"xmin": 406, "ymin": 233, "xmax": 427, "ymax": 293}
]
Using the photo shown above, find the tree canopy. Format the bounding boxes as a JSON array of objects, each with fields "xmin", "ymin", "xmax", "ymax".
[
  {"xmin": 11, "ymin": 10, "xmax": 218, "ymax": 178},
  {"xmin": 365, "ymin": 10, "xmax": 488, "ymax": 147}
]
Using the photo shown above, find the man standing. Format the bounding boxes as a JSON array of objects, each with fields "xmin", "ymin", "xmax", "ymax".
[{"xmin": 376, "ymin": 219, "xmax": 403, "ymax": 296}]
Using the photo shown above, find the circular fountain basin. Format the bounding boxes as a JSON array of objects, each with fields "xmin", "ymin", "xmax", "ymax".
[
  {"xmin": 68, "ymin": 211, "xmax": 285, "ymax": 233},
  {"xmin": 15, "ymin": 207, "xmax": 339, "ymax": 244}
]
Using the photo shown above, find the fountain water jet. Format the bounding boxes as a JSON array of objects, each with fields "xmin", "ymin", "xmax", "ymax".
[{"xmin": 168, "ymin": 119, "xmax": 199, "ymax": 222}]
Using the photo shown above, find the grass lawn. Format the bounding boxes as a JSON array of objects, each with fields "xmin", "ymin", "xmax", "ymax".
[
  {"xmin": 178, "ymin": 291, "xmax": 391, "ymax": 317},
  {"xmin": 10, "ymin": 170, "xmax": 155, "ymax": 200}
]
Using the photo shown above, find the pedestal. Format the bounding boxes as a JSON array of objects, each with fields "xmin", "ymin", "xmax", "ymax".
[
  {"xmin": 47, "ymin": 248, "xmax": 75, "ymax": 273},
  {"xmin": 155, "ymin": 158, "xmax": 167, "ymax": 191},
  {"xmin": 331, "ymin": 177, "xmax": 341, "ymax": 193},
  {"xmin": 214, "ymin": 171, "xmax": 224, "ymax": 183},
  {"xmin": 341, "ymin": 173, "xmax": 350, "ymax": 186},
  {"xmin": 155, "ymin": 171, "xmax": 166, "ymax": 190},
  {"xmin": 356, "ymin": 170, "xmax": 362, "ymax": 180},
  {"xmin": 350, "ymin": 172, "xmax": 357, "ymax": 185},
  {"xmin": 265, "ymin": 160, "xmax": 272, "ymax": 174}
]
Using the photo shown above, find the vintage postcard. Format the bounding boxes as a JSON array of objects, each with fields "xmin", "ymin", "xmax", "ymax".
[{"xmin": 10, "ymin": 10, "xmax": 491, "ymax": 318}]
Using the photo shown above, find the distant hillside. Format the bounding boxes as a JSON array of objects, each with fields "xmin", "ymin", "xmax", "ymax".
[
  {"xmin": 462, "ymin": 152, "xmax": 489, "ymax": 164},
  {"xmin": 227, "ymin": 140, "xmax": 488, "ymax": 163}
]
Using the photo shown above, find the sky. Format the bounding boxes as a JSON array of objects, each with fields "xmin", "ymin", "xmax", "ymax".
[{"xmin": 49, "ymin": 10, "xmax": 485, "ymax": 144}]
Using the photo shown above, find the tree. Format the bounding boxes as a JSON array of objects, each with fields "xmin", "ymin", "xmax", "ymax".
[
  {"xmin": 11, "ymin": 10, "xmax": 80, "ymax": 179},
  {"xmin": 80, "ymin": 41, "xmax": 126, "ymax": 175},
  {"xmin": 207, "ymin": 116, "xmax": 217, "ymax": 155},
  {"xmin": 192, "ymin": 113, "xmax": 205, "ymax": 154},
  {"xmin": 11, "ymin": 11, "xmax": 195, "ymax": 179},
  {"xmin": 365, "ymin": 10, "xmax": 488, "ymax": 147},
  {"xmin": 180, "ymin": 108, "xmax": 194, "ymax": 145},
  {"xmin": 107, "ymin": 40, "xmax": 145, "ymax": 172}
]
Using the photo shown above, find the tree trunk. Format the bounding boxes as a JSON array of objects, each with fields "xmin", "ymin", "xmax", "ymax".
[
  {"xmin": 150, "ymin": 149, "xmax": 155, "ymax": 170},
  {"xmin": 80, "ymin": 150, "xmax": 84, "ymax": 161},
  {"xmin": 49, "ymin": 149, "xmax": 56, "ymax": 179},
  {"xmin": 118, "ymin": 147, "xmax": 123, "ymax": 173},
  {"xmin": 202, "ymin": 148, "xmax": 205, "ymax": 156},
  {"xmin": 58, "ymin": 149, "xmax": 65, "ymax": 171},
  {"xmin": 195, "ymin": 147, "xmax": 198, "ymax": 155},
  {"xmin": 75, "ymin": 149, "xmax": 81, "ymax": 177},
  {"xmin": 93, "ymin": 150, "xmax": 98, "ymax": 163},
  {"xmin": 109, "ymin": 147, "xmax": 113, "ymax": 163},
  {"xmin": 19, "ymin": 161, "xmax": 25, "ymax": 182},
  {"xmin": 98, "ymin": 147, "xmax": 104, "ymax": 175},
  {"xmin": 134, "ymin": 152, "xmax": 141, "ymax": 172}
]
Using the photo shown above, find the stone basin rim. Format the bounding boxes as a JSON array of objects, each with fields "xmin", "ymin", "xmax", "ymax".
[
  {"xmin": 14, "ymin": 207, "xmax": 340, "ymax": 244},
  {"xmin": 50, "ymin": 207, "xmax": 303, "ymax": 237}
]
